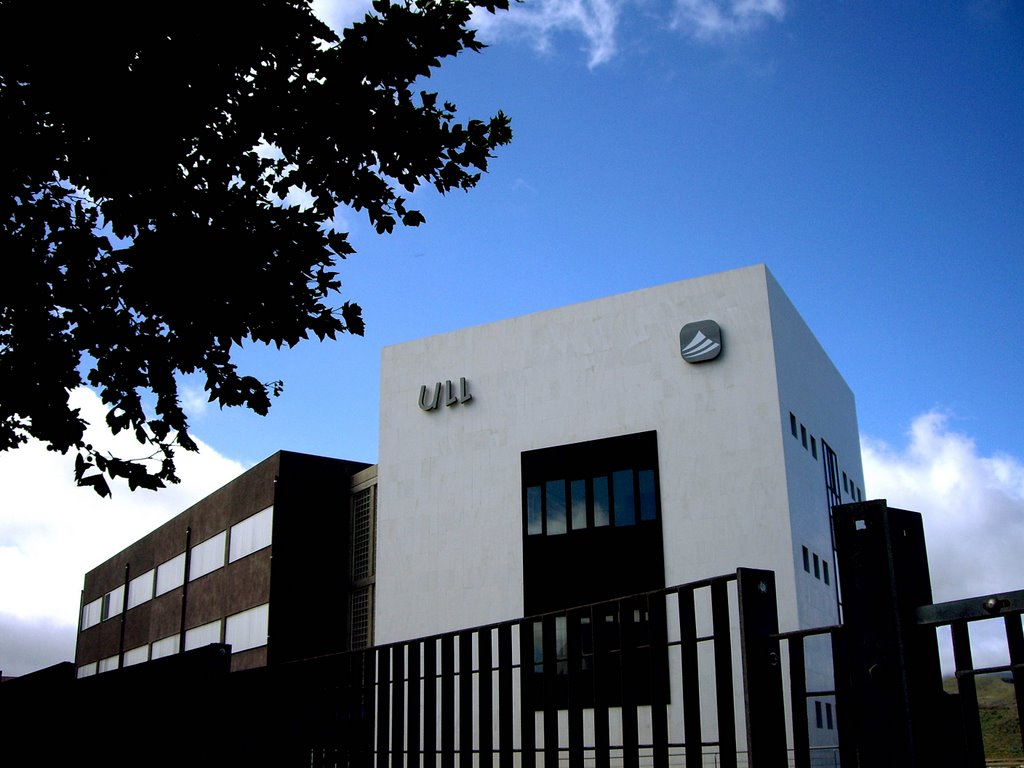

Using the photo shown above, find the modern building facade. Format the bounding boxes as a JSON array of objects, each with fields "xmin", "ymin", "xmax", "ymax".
[
  {"xmin": 375, "ymin": 264, "xmax": 862, "ymax": 643},
  {"xmin": 74, "ymin": 265, "xmax": 863, "ymax": 749},
  {"xmin": 75, "ymin": 451, "xmax": 372, "ymax": 675}
]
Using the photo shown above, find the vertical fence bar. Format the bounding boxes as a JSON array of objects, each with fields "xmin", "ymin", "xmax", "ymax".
[
  {"xmin": 498, "ymin": 624, "xmax": 514, "ymax": 768},
  {"xmin": 592, "ymin": 605, "xmax": 611, "ymax": 768},
  {"xmin": 478, "ymin": 627, "xmax": 494, "ymax": 768},
  {"xmin": 829, "ymin": 627, "xmax": 856, "ymax": 768},
  {"xmin": 950, "ymin": 621, "xmax": 986, "ymax": 768},
  {"xmin": 392, "ymin": 645, "xmax": 406, "ymax": 768},
  {"xmin": 424, "ymin": 637, "xmax": 438, "ymax": 768},
  {"xmin": 649, "ymin": 594, "xmax": 670, "ymax": 768},
  {"xmin": 1005, "ymin": 615, "xmax": 1024, "ymax": 756},
  {"xmin": 542, "ymin": 614, "xmax": 559, "ymax": 768},
  {"xmin": 620, "ymin": 599, "xmax": 640, "ymax": 768},
  {"xmin": 711, "ymin": 577, "xmax": 738, "ymax": 768},
  {"xmin": 677, "ymin": 587, "xmax": 703, "ymax": 768},
  {"xmin": 441, "ymin": 634, "xmax": 456, "ymax": 768},
  {"xmin": 460, "ymin": 631, "xmax": 474, "ymax": 768},
  {"xmin": 408, "ymin": 640, "xmax": 422, "ymax": 768},
  {"xmin": 519, "ymin": 619, "xmax": 537, "ymax": 768},
  {"xmin": 737, "ymin": 569, "xmax": 786, "ymax": 768},
  {"xmin": 377, "ymin": 647, "xmax": 391, "ymax": 768},
  {"xmin": 566, "ymin": 608, "xmax": 585, "ymax": 768},
  {"xmin": 787, "ymin": 637, "xmax": 810, "ymax": 768},
  {"xmin": 363, "ymin": 647, "xmax": 379, "ymax": 768}
]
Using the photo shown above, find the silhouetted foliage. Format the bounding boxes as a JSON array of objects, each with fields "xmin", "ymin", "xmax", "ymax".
[{"xmin": 0, "ymin": 0, "xmax": 511, "ymax": 495}]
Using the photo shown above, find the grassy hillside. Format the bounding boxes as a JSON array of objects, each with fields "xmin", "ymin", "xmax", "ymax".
[{"xmin": 943, "ymin": 675, "xmax": 1022, "ymax": 762}]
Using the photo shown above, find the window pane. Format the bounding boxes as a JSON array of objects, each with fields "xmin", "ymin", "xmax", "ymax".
[
  {"xmin": 555, "ymin": 615, "xmax": 568, "ymax": 675},
  {"xmin": 98, "ymin": 654, "xmax": 119, "ymax": 674},
  {"xmin": 102, "ymin": 585, "xmax": 124, "ymax": 620},
  {"xmin": 570, "ymin": 480, "xmax": 587, "ymax": 530},
  {"xmin": 77, "ymin": 663, "xmax": 97, "ymax": 679},
  {"xmin": 184, "ymin": 619, "xmax": 222, "ymax": 651},
  {"xmin": 229, "ymin": 506, "xmax": 273, "ymax": 562},
  {"xmin": 593, "ymin": 476, "xmax": 610, "ymax": 527},
  {"xmin": 546, "ymin": 479, "xmax": 566, "ymax": 535},
  {"xmin": 527, "ymin": 486, "xmax": 543, "ymax": 535},
  {"xmin": 127, "ymin": 569, "xmax": 154, "ymax": 609},
  {"xmin": 151, "ymin": 634, "xmax": 180, "ymax": 660},
  {"xmin": 533, "ymin": 620, "xmax": 544, "ymax": 673},
  {"xmin": 189, "ymin": 531, "xmax": 227, "ymax": 581},
  {"xmin": 155, "ymin": 552, "xmax": 186, "ymax": 596},
  {"xmin": 81, "ymin": 597, "xmax": 102, "ymax": 630},
  {"xmin": 638, "ymin": 469, "xmax": 657, "ymax": 521},
  {"xmin": 225, "ymin": 603, "xmax": 270, "ymax": 653},
  {"xmin": 123, "ymin": 645, "xmax": 149, "ymax": 667},
  {"xmin": 613, "ymin": 469, "xmax": 635, "ymax": 526}
]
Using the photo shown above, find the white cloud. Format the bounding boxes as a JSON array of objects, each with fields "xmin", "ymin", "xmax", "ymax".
[
  {"xmin": 671, "ymin": 0, "xmax": 786, "ymax": 39},
  {"xmin": 179, "ymin": 380, "xmax": 211, "ymax": 420},
  {"xmin": 314, "ymin": 0, "xmax": 790, "ymax": 71},
  {"xmin": 471, "ymin": 0, "xmax": 786, "ymax": 67},
  {"xmin": 863, "ymin": 412, "xmax": 1024, "ymax": 673},
  {"xmin": 862, "ymin": 412, "xmax": 1024, "ymax": 602},
  {"xmin": 0, "ymin": 388, "xmax": 246, "ymax": 675},
  {"xmin": 311, "ymin": 0, "xmax": 375, "ymax": 33},
  {"xmin": 473, "ymin": 0, "xmax": 622, "ymax": 68}
]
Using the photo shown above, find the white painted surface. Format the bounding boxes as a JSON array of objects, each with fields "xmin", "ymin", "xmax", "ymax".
[{"xmin": 375, "ymin": 265, "xmax": 861, "ymax": 648}]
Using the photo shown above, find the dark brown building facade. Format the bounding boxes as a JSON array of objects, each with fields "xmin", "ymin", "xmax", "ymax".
[{"xmin": 75, "ymin": 451, "xmax": 375, "ymax": 675}]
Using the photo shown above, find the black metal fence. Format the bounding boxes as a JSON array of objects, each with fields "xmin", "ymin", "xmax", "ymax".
[
  {"xmin": 244, "ymin": 567, "xmax": 787, "ymax": 767},
  {"xmin": 4, "ymin": 502, "xmax": 1022, "ymax": 768}
]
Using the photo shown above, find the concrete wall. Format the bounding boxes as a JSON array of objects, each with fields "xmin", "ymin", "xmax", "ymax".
[{"xmin": 375, "ymin": 265, "xmax": 858, "ymax": 645}]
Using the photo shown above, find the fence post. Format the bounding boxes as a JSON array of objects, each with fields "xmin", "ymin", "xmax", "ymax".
[
  {"xmin": 833, "ymin": 500, "xmax": 955, "ymax": 767},
  {"xmin": 736, "ymin": 568, "xmax": 787, "ymax": 768}
]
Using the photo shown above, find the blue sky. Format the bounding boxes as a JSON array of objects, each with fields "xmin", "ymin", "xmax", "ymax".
[
  {"xmin": 207, "ymin": 0, "xmax": 1024, "ymax": 468},
  {"xmin": 1, "ymin": 0, "xmax": 1022, "ymax": 675}
]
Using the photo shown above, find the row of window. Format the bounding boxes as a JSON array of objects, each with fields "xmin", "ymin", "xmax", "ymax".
[
  {"xmin": 788, "ymin": 412, "xmax": 863, "ymax": 502},
  {"xmin": 802, "ymin": 546, "xmax": 831, "ymax": 585},
  {"xmin": 531, "ymin": 608, "xmax": 650, "ymax": 675},
  {"xmin": 526, "ymin": 468, "xmax": 658, "ymax": 536},
  {"xmin": 81, "ymin": 507, "xmax": 273, "ymax": 631},
  {"xmin": 77, "ymin": 603, "xmax": 269, "ymax": 678}
]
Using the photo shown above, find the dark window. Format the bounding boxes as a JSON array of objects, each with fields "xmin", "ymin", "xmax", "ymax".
[
  {"xmin": 823, "ymin": 560, "xmax": 830, "ymax": 585},
  {"xmin": 811, "ymin": 436, "xmax": 817, "ymax": 459},
  {"xmin": 593, "ymin": 475, "xmax": 610, "ymax": 527},
  {"xmin": 843, "ymin": 471, "xmax": 848, "ymax": 493},
  {"xmin": 801, "ymin": 425, "xmax": 807, "ymax": 449},
  {"xmin": 612, "ymin": 469, "xmax": 636, "ymax": 526},
  {"xmin": 571, "ymin": 479, "xmax": 586, "ymax": 530},
  {"xmin": 528, "ymin": 596, "xmax": 663, "ymax": 710},
  {"xmin": 802, "ymin": 546, "xmax": 810, "ymax": 572},
  {"xmin": 639, "ymin": 469, "xmax": 657, "ymax": 521},
  {"xmin": 813, "ymin": 553, "xmax": 820, "ymax": 579},
  {"xmin": 790, "ymin": 412, "xmax": 798, "ymax": 437},
  {"xmin": 825, "ymin": 701, "xmax": 834, "ymax": 729},
  {"xmin": 522, "ymin": 431, "xmax": 664, "ymax": 614},
  {"xmin": 546, "ymin": 479, "xmax": 566, "ymax": 535},
  {"xmin": 527, "ymin": 486, "xmax": 542, "ymax": 535},
  {"xmin": 522, "ymin": 432, "xmax": 666, "ymax": 709},
  {"xmin": 815, "ymin": 700, "xmax": 823, "ymax": 728}
]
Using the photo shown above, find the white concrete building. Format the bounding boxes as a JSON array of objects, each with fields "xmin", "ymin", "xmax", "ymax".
[{"xmin": 375, "ymin": 264, "xmax": 863, "ymax": 645}]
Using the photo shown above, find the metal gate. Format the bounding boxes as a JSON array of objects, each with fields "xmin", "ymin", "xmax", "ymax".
[{"xmin": 3, "ymin": 503, "xmax": 1021, "ymax": 767}]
